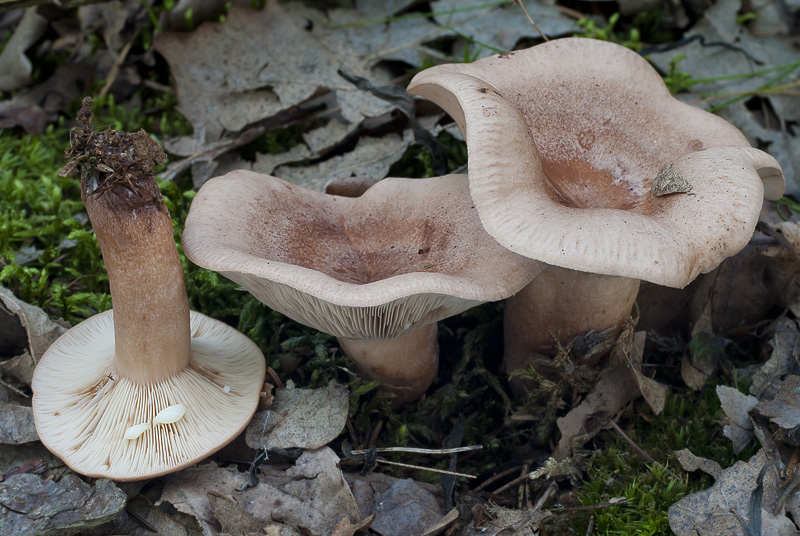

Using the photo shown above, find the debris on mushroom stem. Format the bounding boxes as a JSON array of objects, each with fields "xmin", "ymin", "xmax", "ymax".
[
  {"xmin": 153, "ymin": 404, "xmax": 186, "ymax": 425},
  {"xmin": 60, "ymin": 96, "xmax": 167, "ymax": 205},
  {"xmin": 652, "ymin": 164, "xmax": 693, "ymax": 196},
  {"xmin": 124, "ymin": 422, "xmax": 151, "ymax": 440}
]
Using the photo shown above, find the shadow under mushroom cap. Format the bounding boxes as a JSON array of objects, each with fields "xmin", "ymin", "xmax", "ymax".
[
  {"xmin": 182, "ymin": 173, "xmax": 540, "ymax": 339},
  {"xmin": 407, "ymin": 38, "xmax": 785, "ymax": 288}
]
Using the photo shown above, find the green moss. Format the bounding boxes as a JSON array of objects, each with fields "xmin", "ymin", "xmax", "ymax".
[
  {"xmin": 574, "ymin": 13, "xmax": 642, "ymax": 52},
  {"xmin": 557, "ymin": 385, "xmax": 757, "ymax": 534},
  {"xmin": 0, "ymin": 124, "xmax": 111, "ymax": 321}
]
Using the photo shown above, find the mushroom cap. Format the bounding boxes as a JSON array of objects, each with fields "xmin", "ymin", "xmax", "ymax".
[
  {"xmin": 182, "ymin": 172, "xmax": 540, "ymax": 339},
  {"xmin": 32, "ymin": 310, "xmax": 266, "ymax": 480},
  {"xmin": 407, "ymin": 38, "xmax": 786, "ymax": 288}
]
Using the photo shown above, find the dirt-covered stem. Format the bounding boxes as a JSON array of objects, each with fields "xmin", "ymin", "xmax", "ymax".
[{"xmin": 68, "ymin": 97, "xmax": 189, "ymax": 384}]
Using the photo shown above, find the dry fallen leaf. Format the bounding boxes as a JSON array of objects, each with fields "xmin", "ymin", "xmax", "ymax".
[
  {"xmin": 245, "ymin": 380, "xmax": 349, "ymax": 451},
  {"xmin": 0, "ymin": 401, "xmax": 37, "ymax": 445},
  {"xmin": 154, "ymin": 1, "xmax": 392, "ymax": 144},
  {"xmin": 755, "ymin": 375, "xmax": 800, "ymax": 428},
  {"xmin": 717, "ymin": 385, "xmax": 758, "ymax": 455},
  {"xmin": 618, "ymin": 331, "xmax": 668, "ymax": 414},
  {"xmin": 689, "ymin": 246, "xmax": 775, "ymax": 336},
  {"xmin": 748, "ymin": 316, "xmax": 800, "ymax": 399},
  {"xmin": 0, "ymin": 474, "xmax": 126, "ymax": 536},
  {"xmin": 673, "ymin": 448, "xmax": 722, "ymax": 479},
  {"xmin": 241, "ymin": 448, "xmax": 361, "ymax": 535},
  {"xmin": 274, "ymin": 132, "xmax": 414, "ymax": 192},
  {"xmin": 463, "ymin": 502, "xmax": 545, "ymax": 536},
  {"xmin": 208, "ymin": 492, "xmax": 263, "ymax": 536},
  {"xmin": 431, "ymin": 0, "xmax": 578, "ymax": 59},
  {"xmin": 160, "ymin": 448, "xmax": 360, "ymax": 536},
  {"xmin": 0, "ymin": 287, "xmax": 68, "ymax": 386},
  {"xmin": 0, "ymin": 8, "xmax": 48, "ymax": 92},
  {"xmin": 553, "ymin": 366, "xmax": 641, "ymax": 460},
  {"xmin": 370, "ymin": 478, "xmax": 443, "ymax": 536},
  {"xmin": 648, "ymin": 0, "xmax": 800, "ymax": 196},
  {"xmin": 669, "ymin": 449, "xmax": 797, "ymax": 536}
]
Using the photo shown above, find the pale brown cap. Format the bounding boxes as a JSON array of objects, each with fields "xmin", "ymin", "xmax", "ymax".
[
  {"xmin": 32, "ymin": 310, "xmax": 266, "ymax": 480},
  {"xmin": 407, "ymin": 38, "xmax": 785, "ymax": 288},
  {"xmin": 182, "ymin": 173, "xmax": 540, "ymax": 339}
]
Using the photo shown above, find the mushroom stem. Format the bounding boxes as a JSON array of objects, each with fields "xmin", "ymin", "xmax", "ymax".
[
  {"xmin": 337, "ymin": 323, "xmax": 439, "ymax": 404},
  {"xmin": 503, "ymin": 266, "xmax": 640, "ymax": 381},
  {"xmin": 72, "ymin": 106, "xmax": 190, "ymax": 385},
  {"xmin": 84, "ymin": 186, "xmax": 190, "ymax": 383}
]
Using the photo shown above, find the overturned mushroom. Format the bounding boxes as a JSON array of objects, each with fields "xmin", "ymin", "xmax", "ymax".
[
  {"xmin": 182, "ymin": 172, "xmax": 539, "ymax": 403},
  {"xmin": 32, "ymin": 99, "xmax": 266, "ymax": 480},
  {"xmin": 407, "ymin": 38, "xmax": 785, "ymax": 381}
]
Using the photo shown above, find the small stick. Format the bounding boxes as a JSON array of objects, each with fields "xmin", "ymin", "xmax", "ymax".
[
  {"xmin": 515, "ymin": 0, "xmax": 549, "ymax": 41},
  {"xmin": 472, "ymin": 458, "xmax": 536, "ymax": 493},
  {"xmin": 0, "ymin": 375, "xmax": 29, "ymax": 398},
  {"xmin": 266, "ymin": 367, "xmax": 283, "ymax": 389},
  {"xmin": 556, "ymin": 497, "xmax": 628, "ymax": 512},
  {"xmin": 492, "ymin": 470, "xmax": 530, "ymax": 495},
  {"xmin": 349, "ymin": 445, "xmax": 482, "ymax": 456},
  {"xmin": 534, "ymin": 481, "xmax": 558, "ymax": 511},
  {"xmin": 373, "ymin": 458, "xmax": 477, "ymax": 478},
  {"xmin": 98, "ymin": 36, "xmax": 137, "ymax": 101},
  {"xmin": 608, "ymin": 419, "xmax": 657, "ymax": 465}
]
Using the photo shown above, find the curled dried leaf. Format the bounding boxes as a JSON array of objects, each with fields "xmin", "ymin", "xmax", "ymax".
[{"xmin": 652, "ymin": 164, "xmax": 693, "ymax": 196}]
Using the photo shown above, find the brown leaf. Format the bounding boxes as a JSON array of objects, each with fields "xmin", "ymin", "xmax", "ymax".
[
  {"xmin": 0, "ymin": 402, "xmax": 37, "ymax": 445},
  {"xmin": 371, "ymin": 479, "xmax": 443, "ymax": 536},
  {"xmin": 673, "ymin": 448, "xmax": 722, "ymax": 479},
  {"xmin": 273, "ymin": 132, "xmax": 413, "ymax": 192},
  {"xmin": 209, "ymin": 492, "xmax": 263, "ymax": 536},
  {"xmin": 0, "ymin": 8, "xmax": 48, "ymax": 91},
  {"xmin": 755, "ymin": 375, "xmax": 800, "ymax": 428},
  {"xmin": 618, "ymin": 331, "xmax": 667, "ymax": 414},
  {"xmin": 0, "ymin": 287, "xmax": 68, "ymax": 386},
  {"xmin": 669, "ymin": 449, "xmax": 796, "ymax": 536},
  {"xmin": 153, "ymin": 1, "xmax": 391, "ymax": 143},
  {"xmin": 464, "ymin": 503, "xmax": 545, "ymax": 536},
  {"xmin": 160, "ymin": 448, "xmax": 361, "ymax": 536},
  {"xmin": 689, "ymin": 246, "xmax": 775, "ymax": 335},
  {"xmin": 749, "ymin": 317, "xmax": 800, "ymax": 399},
  {"xmin": 158, "ymin": 462, "xmax": 245, "ymax": 533},
  {"xmin": 0, "ymin": 474, "xmax": 126, "ymax": 535},
  {"xmin": 421, "ymin": 507, "xmax": 459, "ymax": 536},
  {"xmin": 553, "ymin": 366, "xmax": 640, "ymax": 460},
  {"xmin": 331, "ymin": 513, "xmax": 375, "ymax": 536},
  {"xmin": 717, "ymin": 385, "xmax": 758, "ymax": 455},
  {"xmin": 0, "ymin": 105, "xmax": 47, "ymax": 134},
  {"xmin": 245, "ymin": 380, "xmax": 349, "ymax": 451}
]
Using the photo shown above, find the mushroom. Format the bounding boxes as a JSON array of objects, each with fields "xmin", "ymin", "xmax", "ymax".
[
  {"xmin": 407, "ymin": 38, "xmax": 785, "ymax": 379},
  {"xmin": 32, "ymin": 99, "xmax": 266, "ymax": 480},
  {"xmin": 181, "ymin": 172, "xmax": 539, "ymax": 403}
]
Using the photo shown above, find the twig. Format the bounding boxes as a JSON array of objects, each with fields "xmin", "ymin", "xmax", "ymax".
[
  {"xmin": 608, "ymin": 419, "xmax": 657, "ymax": 465},
  {"xmin": 266, "ymin": 367, "xmax": 283, "ymax": 389},
  {"xmin": 515, "ymin": 0, "xmax": 549, "ymax": 41},
  {"xmin": 472, "ymin": 458, "xmax": 536, "ymax": 493},
  {"xmin": 585, "ymin": 515, "xmax": 595, "ymax": 535},
  {"xmin": 372, "ymin": 458, "xmax": 477, "ymax": 478},
  {"xmin": 349, "ymin": 445, "xmax": 482, "ymax": 456},
  {"xmin": 556, "ymin": 497, "xmax": 628, "ymax": 512},
  {"xmin": 492, "ymin": 470, "xmax": 529, "ymax": 494},
  {"xmin": 0, "ymin": 375, "xmax": 29, "ymax": 398},
  {"xmin": 98, "ymin": 35, "xmax": 137, "ymax": 101},
  {"xmin": 159, "ymin": 125, "xmax": 266, "ymax": 183},
  {"xmin": 534, "ymin": 481, "xmax": 558, "ymax": 511}
]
